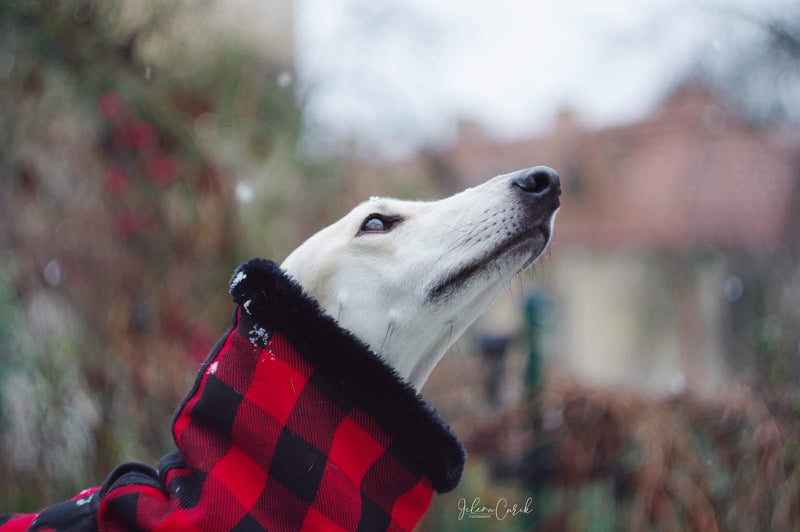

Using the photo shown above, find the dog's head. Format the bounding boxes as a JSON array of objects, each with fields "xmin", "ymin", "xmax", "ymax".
[{"xmin": 281, "ymin": 166, "xmax": 560, "ymax": 390}]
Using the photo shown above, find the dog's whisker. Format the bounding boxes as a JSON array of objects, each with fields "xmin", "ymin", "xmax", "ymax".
[
  {"xmin": 437, "ymin": 242, "xmax": 469, "ymax": 265},
  {"xmin": 447, "ymin": 234, "xmax": 486, "ymax": 263},
  {"xmin": 434, "ymin": 221, "xmax": 479, "ymax": 236},
  {"xmin": 503, "ymin": 270, "xmax": 518, "ymax": 300},
  {"xmin": 379, "ymin": 322, "xmax": 395, "ymax": 356},
  {"xmin": 492, "ymin": 262, "xmax": 510, "ymax": 297},
  {"xmin": 438, "ymin": 219, "xmax": 488, "ymax": 250},
  {"xmin": 439, "ymin": 227, "xmax": 481, "ymax": 256},
  {"xmin": 444, "ymin": 321, "xmax": 466, "ymax": 370},
  {"xmin": 431, "ymin": 219, "xmax": 481, "ymax": 238}
]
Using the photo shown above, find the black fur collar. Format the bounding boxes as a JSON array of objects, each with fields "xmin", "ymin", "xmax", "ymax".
[{"xmin": 227, "ymin": 258, "xmax": 466, "ymax": 493}]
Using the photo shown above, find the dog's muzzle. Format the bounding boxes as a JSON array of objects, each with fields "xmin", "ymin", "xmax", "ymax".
[{"xmin": 426, "ymin": 166, "xmax": 561, "ymax": 304}]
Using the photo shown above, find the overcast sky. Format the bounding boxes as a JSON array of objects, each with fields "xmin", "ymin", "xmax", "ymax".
[{"xmin": 294, "ymin": 0, "xmax": 792, "ymax": 159}]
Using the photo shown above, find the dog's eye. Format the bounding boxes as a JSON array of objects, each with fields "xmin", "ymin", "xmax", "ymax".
[
  {"xmin": 363, "ymin": 216, "xmax": 386, "ymax": 231},
  {"xmin": 358, "ymin": 214, "xmax": 401, "ymax": 234}
]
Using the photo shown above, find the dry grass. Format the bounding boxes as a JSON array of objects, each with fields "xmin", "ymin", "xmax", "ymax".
[{"xmin": 464, "ymin": 373, "xmax": 800, "ymax": 531}]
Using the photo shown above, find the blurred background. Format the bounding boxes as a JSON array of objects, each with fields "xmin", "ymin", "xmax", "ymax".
[{"xmin": 1, "ymin": 0, "xmax": 799, "ymax": 529}]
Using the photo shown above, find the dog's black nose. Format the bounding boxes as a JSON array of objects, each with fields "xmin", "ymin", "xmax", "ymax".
[{"xmin": 512, "ymin": 166, "xmax": 561, "ymax": 198}]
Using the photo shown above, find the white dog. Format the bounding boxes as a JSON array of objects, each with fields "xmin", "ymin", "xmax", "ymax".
[
  {"xmin": 0, "ymin": 166, "xmax": 559, "ymax": 532},
  {"xmin": 282, "ymin": 165, "xmax": 560, "ymax": 390}
]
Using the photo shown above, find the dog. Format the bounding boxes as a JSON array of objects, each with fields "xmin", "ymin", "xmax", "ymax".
[
  {"xmin": 1, "ymin": 166, "xmax": 559, "ymax": 532},
  {"xmin": 282, "ymin": 165, "xmax": 561, "ymax": 390}
]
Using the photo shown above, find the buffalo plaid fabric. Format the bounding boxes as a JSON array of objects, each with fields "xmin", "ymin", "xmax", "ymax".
[{"xmin": 1, "ymin": 258, "xmax": 465, "ymax": 531}]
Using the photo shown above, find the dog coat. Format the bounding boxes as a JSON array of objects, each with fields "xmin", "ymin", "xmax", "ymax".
[{"xmin": 0, "ymin": 258, "xmax": 465, "ymax": 532}]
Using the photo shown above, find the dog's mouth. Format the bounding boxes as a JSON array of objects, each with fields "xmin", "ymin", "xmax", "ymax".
[{"xmin": 426, "ymin": 225, "xmax": 551, "ymax": 304}]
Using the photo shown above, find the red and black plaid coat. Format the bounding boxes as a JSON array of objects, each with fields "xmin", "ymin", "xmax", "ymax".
[{"xmin": 1, "ymin": 258, "xmax": 466, "ymax": 531}]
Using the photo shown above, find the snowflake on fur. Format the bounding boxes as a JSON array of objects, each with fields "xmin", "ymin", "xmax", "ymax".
[{"xmin": 248, "ymin": 325, "xmax": 270, "ymax": 348}]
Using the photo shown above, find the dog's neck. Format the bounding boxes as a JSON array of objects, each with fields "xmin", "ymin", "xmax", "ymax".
[
  {"xmin": 285, "ymin": 268, "xmax": 506, "ymax": 391},
  {"xmin": 349, "ymin": 292, "xmax": 502, "ymax": 391}
]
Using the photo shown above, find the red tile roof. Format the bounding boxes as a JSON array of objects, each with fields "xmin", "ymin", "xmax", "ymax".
[{"xmin": 444, "ymin": 86, "xmax": 800, "ymax": 251}]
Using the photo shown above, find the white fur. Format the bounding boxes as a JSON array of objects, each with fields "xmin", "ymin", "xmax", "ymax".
[{"xmin": 281, "ymin": 168, "xmax": 559, "ymax": 391}]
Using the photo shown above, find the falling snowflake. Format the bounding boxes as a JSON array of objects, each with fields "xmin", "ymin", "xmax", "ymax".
[{"xmin": 235, "ymin": 181, "xmax": 254, "ymax": 204}]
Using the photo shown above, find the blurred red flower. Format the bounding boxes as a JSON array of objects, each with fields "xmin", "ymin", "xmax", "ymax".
[
  {"xmin": 104, "ymin": 165, "xmax": 128, "ymax": 195},
  {"xmin": 114, "ymin": 210, "xmax": 139, "ymax": 238},
  {"xmin": 147, "ymin": 155, "xmax": 178, "ymax": 185},
  {"xmin": 98, "ymin": 92, "xmax": 125, "ymax": 119},
  {"xmin": 128, "ymin": 122, "xmax": 157, "ymax": 150}
]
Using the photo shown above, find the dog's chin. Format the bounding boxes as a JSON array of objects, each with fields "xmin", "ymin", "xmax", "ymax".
[{"xmin": 426, "ymin": 227, "xmax": 551, "ymax": 304}]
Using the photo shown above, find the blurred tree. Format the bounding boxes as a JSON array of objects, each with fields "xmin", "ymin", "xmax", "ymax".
[
  {"xmin": 709, "ymin": 5, "xmax": 800, "ymax": 127},
  {"xmin": 699, "ymin": 3, "xmax": 800, "ymax": 388},
  {"xmin": 0, "ymin": 0, "xmax": 339, "ymax": 510}
]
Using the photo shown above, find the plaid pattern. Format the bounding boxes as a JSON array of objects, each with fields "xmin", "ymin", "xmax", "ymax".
[{"xmin": 1, "ymin": 259, "xmax": 465, "ymax": 531}]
